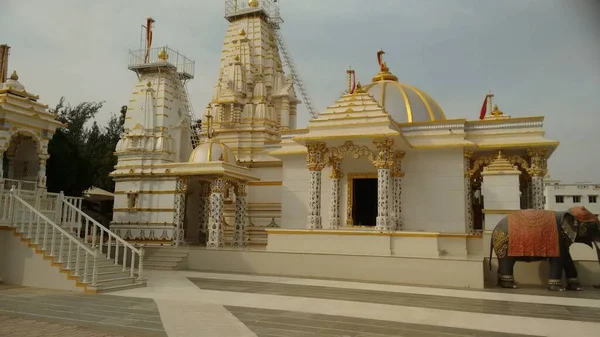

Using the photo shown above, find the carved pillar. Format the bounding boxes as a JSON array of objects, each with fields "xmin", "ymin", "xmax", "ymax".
[
  {"xmin": 173, "ymin": 177, "xmax": 188, "ymax": 247},
  {"xmin": 329, "ymin": 160, "xmax": 342, "ymax": 229},
  {"xmin": 391, "ymin": 151, "xmax": 405, "ymax": 230},
  {"xmin": 306, "ymin": 143, "xmax": 327, "ymax": 229},
  {"xmin": 38, "ymin": 155, "xmax": 48, "ymax": 188},
  {"xmin": 197, "ymin": 183, "xmax": 210, "ymax": 244},
  {"xmin": 234, "ymin": 182, "xmax": 247, "ymax": 246},
  {"xmin": 373, "ymin": 139, "xmax": 394, "ymax": 231},
  {"xmin": 527, "ymin": 148, "xmax": 548, "ymax": 210},
  {"xmin": 464, "ymin": 149, "xmax": 474, "ymax": 233},
  {"xmin": 207, "ymin": 177, "xmax": 225, "ymax": 248}
]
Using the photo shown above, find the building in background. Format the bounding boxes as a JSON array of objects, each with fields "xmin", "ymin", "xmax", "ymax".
[{"xmin": 544, "ymin": 177, "xmax": 600, "ymax": 215}]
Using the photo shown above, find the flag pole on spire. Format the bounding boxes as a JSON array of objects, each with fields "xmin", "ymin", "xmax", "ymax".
[{"xmin": 479, "ymin": 91, "xmax": 495, "ymax": 120}]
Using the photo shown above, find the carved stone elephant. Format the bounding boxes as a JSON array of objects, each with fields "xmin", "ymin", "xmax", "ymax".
[{"xmin": 490, "ymin": 207, "xmax": 600, "ymax": 291}]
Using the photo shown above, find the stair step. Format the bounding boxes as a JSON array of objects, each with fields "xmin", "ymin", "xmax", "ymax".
[
  {"xmin": 97, "ymin": 280, "xmax": 147, "ymax": 293},
  {"xmin": 145, "ymin": 256, "xmax": 184, "ymax": 263},
  {"xmin": 89, "ymin": 276, "xmax": 137, "ymax": 288}
]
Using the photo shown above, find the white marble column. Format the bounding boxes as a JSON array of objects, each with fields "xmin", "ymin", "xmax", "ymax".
[
  {"xmin": 197, "ymin": 184, "xmax": 210, "ymax": 244},
  {"xmin": 207, "ymin": 178, "xmax": 225, "ymax": 248},
  {"xmin": 329, "ymin": 161, "xmax": 342, "ymax": 229},
  {"xmin": 306, "ymin": 143, "xmax": 326, "ymax": 229},
  {"xmin": 464, "ymin": 150, "xmax": 474, "ymax": 233},
  {"xmin": 391, "ymin": 151, "xmax": 405, "ymax": 230},
  {"xmin": 233, "ymin": 182, "xmax": 247, "ymax": 246},
  {"xmin": 173, "ymin": 177, "xmax": 188, "ymax": 247},
  {"xmin": 208, "ymin": 178, "xmax": 225, "ymax": 248},
  {"xmin": 38, "ymin": 155, "xmax": 48, "ymax": 188},
  {"xmin": 374, "ymin": 139, "xmax": 394, "ymax": 231},
  {"xmin": 527, "ymin": 148, "xmax": 548, "ymax": 210}
]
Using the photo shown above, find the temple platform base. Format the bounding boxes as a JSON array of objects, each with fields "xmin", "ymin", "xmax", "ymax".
[{"xmin": 169, "ymin": 228, "xmax": 600, "ymax": 290}]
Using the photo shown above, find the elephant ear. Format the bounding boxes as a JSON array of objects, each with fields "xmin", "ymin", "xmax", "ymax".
[{"xmin": 561, "ymin": 212, "xmax": 578, "ymax": 243}]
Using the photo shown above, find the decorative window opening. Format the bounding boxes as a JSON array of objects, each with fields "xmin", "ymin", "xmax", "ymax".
[
  {"xmin": 127, "ymin": 191, "xmax": 139, "ymax": 209},
  {"xmin": 573, "ymin": 195, "xmax": 581, "ymax": 203},
  {"xmin": 555, "ymin": 196, "xmax": 564, "ymax": 203},
  {"xmin": 589, "ymin": 195, "xmax": 597, "ymax": 203}
]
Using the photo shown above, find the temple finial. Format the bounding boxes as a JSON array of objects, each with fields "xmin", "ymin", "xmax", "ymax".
[{"xmin": 205, "ymin": 105, "xmax": 214, "ymax": 140}]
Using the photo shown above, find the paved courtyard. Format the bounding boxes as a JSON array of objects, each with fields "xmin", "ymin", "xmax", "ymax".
[{"xmin": 1, "ymin": 271, "xmax": 600, "ymax": 336}]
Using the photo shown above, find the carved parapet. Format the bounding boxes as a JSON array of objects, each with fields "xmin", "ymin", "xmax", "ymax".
[
  {"xmin": 306, "ymin": 142, "xmax": 327, "ymax": 171},
  {"xmin": 373, "ymin": 139, "xmax": 395, "ymax": 169},
  {"xmin": 527, "ymin": 148, "xmax": 549, "ymax": 177}
]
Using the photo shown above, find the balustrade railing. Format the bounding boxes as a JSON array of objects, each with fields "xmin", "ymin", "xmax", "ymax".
[
  {"xmin": 59, "ymin": 196, "xmax": 144, "ymax": 280},
  {"xmin": 6, "ymin": 188, "xmax": 100, "ymax": 285}
]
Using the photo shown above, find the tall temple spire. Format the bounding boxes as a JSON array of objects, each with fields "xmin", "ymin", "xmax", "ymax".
[{"xmin": 208, "ymin": 0, "xmax": 300, "ymax": 163}]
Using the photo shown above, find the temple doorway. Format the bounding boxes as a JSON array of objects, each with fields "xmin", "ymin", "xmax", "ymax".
[
  {"xmin": 4, "ymin": 133, "xmax": 39, "ymax": 183},
  {"xmin": 352, "ymin": 178, "xmax": 378, "ymax": 227}
]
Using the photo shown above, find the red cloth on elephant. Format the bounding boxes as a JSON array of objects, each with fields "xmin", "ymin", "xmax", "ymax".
[{"xmin": 508, "ymin": 210, "xmax": 560, "ymax": 257}]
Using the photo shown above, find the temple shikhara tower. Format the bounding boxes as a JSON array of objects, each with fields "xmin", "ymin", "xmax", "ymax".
[{"xmin": 207, "ymin": 0, "xmax": 302, "ymax": 163}]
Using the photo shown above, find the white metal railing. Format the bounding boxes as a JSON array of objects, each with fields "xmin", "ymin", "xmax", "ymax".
[
  {"xmin": 127, "ymin": 46, "xmax": 195, "ymax": 79},
  {"xmin": 59, "ymin": 197, "xmax": 144, "ymax": 280},
  {"xmin": 6, "ymin": 188, "xmax": 100, "ymax": 285},
  {"xmin": 1, "ymin": 178, "xmax": 37, "ymax": 192}
]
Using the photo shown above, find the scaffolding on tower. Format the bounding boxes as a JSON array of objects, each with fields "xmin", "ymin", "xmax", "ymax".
[
  {"xmin": 224, "ymin": 0, "xmax": 318, "ymax": 120},
  {"xmin": 127, "ymin": 18, "xmax": 201, "ymax": 149}
]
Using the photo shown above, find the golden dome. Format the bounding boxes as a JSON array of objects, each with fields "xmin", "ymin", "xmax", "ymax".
[
  {"xmin": 189, "ymin": 140, "xmax": 237, "ymax": 165},
  {"xmin": 362, "ymin": 80, "xmax": 446, "ymax": 123},
  {"xmin": 363, "ymin": 50, "xmax": 446, "ymax": 123},
  {"xmin": 248, "ymin": 0, "xmax": 259, "ymax": 8},
  {"xmin": 362, "ymin": 50, "xmax": 446, "ymax": 123}
]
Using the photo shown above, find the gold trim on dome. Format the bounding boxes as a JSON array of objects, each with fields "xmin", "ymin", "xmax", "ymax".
[
  {"xmin": 346, "ymin": 172, "xmax": 378, "ymax": 226},
  {"xmin": 405, "ymin": 83, "xmax": 435, "ymax": 121}
]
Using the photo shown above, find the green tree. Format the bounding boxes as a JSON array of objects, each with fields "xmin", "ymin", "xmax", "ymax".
[
  {"xmin": 88, "ymin": 105, "xmax": 126, "ymax": 192},
  {"xmin": 46, "ymin": 97, "xmax": 104, "ymax": 196}
]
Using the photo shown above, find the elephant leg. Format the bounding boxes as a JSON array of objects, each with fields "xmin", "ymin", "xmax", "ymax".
[
  {"xmin": 562, "ymin": 246, "xmax": 583, "ymax": 291},
  {"xmin": 498, "ymin": 258, "xmax": 518, "ymax": 289},
  {"xmin": 548, "ymin": 257, "xmax": 565, "ymax": 292}
]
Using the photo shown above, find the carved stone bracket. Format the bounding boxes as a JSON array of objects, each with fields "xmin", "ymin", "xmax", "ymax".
[
  {"xmin": 372, "ymin": 139, "xmax": 395, "ymax": 169},
  {"xmin": 526, "ymin": 148, "xmax": 548, "ymax": 177},
  {"xmin": 306, "ymin": 142, "xmax": 327, "ymax": 172},
  {"xmin": 391, "ymin": 151, "xmax": 405, "ymax": 177}
]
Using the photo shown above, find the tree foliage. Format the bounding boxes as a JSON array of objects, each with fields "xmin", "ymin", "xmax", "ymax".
[{"xmin": 46, "ymin": 98, "xmax": 125, "ymax": 196}]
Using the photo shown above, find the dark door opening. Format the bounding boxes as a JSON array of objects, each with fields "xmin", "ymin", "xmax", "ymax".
[{"xmin": 352, "ymin": 178, "xmax": 378, "ymax": 227}]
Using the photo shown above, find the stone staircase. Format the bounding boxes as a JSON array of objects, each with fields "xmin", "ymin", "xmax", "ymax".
[
  {"xmin": 1, "ymin": 187, "xmax": 146, "ymax": 293},
  {"xmin": 144, "ymin": 247, "xmax": 189, "ymax": 270}
]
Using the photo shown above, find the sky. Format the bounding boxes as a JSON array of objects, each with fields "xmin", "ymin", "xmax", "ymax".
[{"xmin": 1, "ymin": 0, "xmax": 599, "ymax": 183}]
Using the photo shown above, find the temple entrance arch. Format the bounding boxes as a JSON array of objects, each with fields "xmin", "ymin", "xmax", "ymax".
[{"xmin": 2, "ymin": 131, "xmax": 43, "ymax": 189}]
